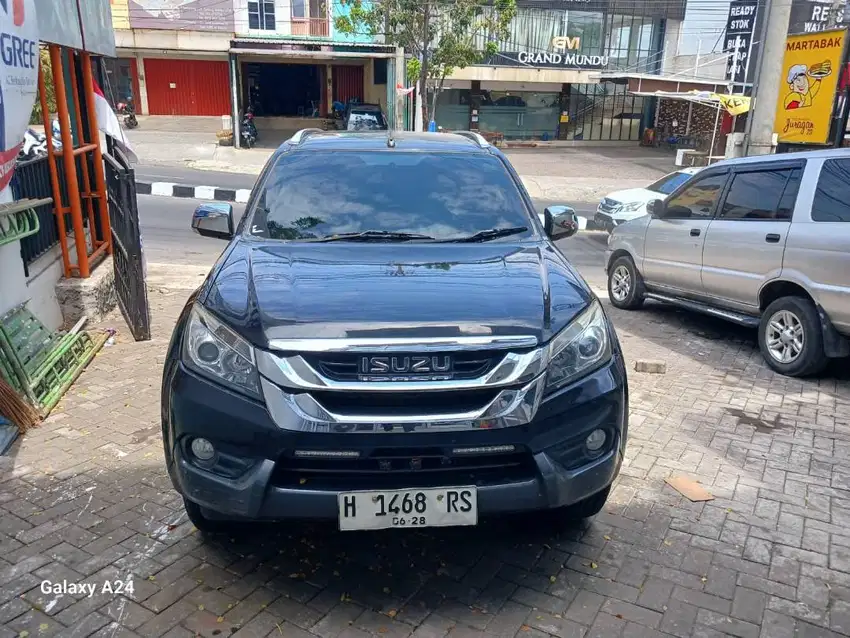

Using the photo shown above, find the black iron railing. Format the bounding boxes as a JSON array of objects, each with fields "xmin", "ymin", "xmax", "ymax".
[{"xmin": 12, "ymin": 156, "xmax": 64, "ymax": 276}]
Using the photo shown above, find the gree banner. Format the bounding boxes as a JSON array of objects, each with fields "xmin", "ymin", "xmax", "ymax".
[{"xmin": 774, "ymin": 29, "xmax": 847, "ymax": 144}]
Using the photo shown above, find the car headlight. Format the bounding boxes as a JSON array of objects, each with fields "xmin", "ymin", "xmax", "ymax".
[
  {"xmin": 617, "ymin": 201, "xmax": 644, "ymax": 213},
  {"xmin": 544, "ymin": 300, "xmax": 612, "ymax": 395},
  {"xmin": 182, "ymin": 304, "xmax": 261, "ymax": 398}
]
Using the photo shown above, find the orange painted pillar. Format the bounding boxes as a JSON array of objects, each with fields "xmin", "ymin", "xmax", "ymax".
[
  {"xmin": 37, "ymin": 60, "xmax": 71, "ymax": 278},
  {"xmin": 80, "ymin": 52, "xmax": 112, "ymax": 255},
  {"xmin": 49, "ymin": 44, "xmax": 90, "ymax": 277}
]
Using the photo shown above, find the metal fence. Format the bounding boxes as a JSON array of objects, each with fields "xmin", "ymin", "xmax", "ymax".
[{"xmin": 11, "ymin": 154, "xmax": 102, "ymax": 277}]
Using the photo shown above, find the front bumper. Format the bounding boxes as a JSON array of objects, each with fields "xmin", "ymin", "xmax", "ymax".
[{"xmin": 162, "ymin": 357, "xmax": 627, "ymax": 522}]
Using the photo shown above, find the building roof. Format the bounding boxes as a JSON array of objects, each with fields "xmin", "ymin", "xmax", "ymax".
[{"xmin": 594, "ymin": 71, "xmax": 751, "ymax": 91}]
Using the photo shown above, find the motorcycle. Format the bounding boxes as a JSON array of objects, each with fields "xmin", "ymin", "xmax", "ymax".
[
  {"xmin": 18, "ymin": 124, "xmax": 62, "ymax": 161},
  {"xmin": 116, "ymin": 99, "xmax": 138, "ymax": 129},
  {"xmin": 241, "ymin": 109, "xmax": 258, "ymax": 148}
]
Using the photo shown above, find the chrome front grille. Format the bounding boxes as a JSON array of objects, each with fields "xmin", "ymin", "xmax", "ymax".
[
  {"xmin": 304, "ymin": 351, "xmax": 497, "ymax": 383},
  {"xmin": 256, "ymin": 335, "xmax": 550, "ymax": 433}
]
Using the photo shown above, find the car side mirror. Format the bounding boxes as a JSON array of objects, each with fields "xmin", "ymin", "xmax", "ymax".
[
  {"xmin": 646, "ymin": 199, "xmax": 663, "ymax": 218},
  {"xmin": 192, "ymin": 202, "xmax": 234, "ymax": 240},
  {"xmin": 543, "ymin": 205, "xmax": 579, "ymax": 240}
]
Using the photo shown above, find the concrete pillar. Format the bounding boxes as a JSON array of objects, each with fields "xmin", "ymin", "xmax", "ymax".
[
  {"xmin": 326, "ymin": 63, "xmax": 333, "ymax": 113},
  {"xmin": 744, "ymin": 0, "xmax": 791, "ymax": 155},
  {"xmin": 134, "ymin": 53, "xmax": 149, "ymax": 115}
]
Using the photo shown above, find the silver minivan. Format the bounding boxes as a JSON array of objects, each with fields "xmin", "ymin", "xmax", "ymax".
[{"xmin": 605, "ymin": 148, "xmax": 850, "ymax": 377}]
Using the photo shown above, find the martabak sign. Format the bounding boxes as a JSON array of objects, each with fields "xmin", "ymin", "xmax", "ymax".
[{"xmin": 0, "ymin": 0, "xmax": 38, "ymax": 192}]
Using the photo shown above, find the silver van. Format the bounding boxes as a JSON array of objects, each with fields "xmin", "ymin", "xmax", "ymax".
[{"xmin": 605, "ymin": 148, "xmax": 850, "ymax": 377}]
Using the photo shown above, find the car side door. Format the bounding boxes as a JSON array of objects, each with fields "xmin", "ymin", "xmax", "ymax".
[
  {"xmin": 641, "ymin": 169, "xmax": 729, "ymax": 296},
  {"xmin": 700, "ymin": 162, "xmax": 803, "ymax": 313},
  {"xmin": 783, "ymin": 156, "xmax": 850, "ymax": 334}
]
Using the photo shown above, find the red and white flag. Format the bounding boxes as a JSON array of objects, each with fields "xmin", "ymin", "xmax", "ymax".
[{"xmin": 92, "ymin": 77, "xmax": 138, "ymax": 164}]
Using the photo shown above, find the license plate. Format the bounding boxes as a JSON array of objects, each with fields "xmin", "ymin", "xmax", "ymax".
[{"xmin": 338, "ymin": 486, "xmax": 477, "ymax": 531}]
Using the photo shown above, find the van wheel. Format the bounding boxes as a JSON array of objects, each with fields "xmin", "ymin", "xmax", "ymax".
[
  {"xmin": 758, "ymin": 296, "xmax": 828, "ymax": 377},
  {"xmin": 607, "ymin": 256, "xmax": 645, "ymax": 309}
]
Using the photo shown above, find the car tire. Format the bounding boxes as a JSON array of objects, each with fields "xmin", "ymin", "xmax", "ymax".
[
  {"xmin": 183, "ymin": 498, "xmax": 233, "ymax": 535},
  {"xmin": 607, "ymin": 256, "xmax": 645, "ymax": 310},
  {"xmin": 758, "ymin": 296, "xmax": 828, "ymax": 378},
  {"xmin": 564, "ymin": 486, "xmax": 611, "ymax": 520}
]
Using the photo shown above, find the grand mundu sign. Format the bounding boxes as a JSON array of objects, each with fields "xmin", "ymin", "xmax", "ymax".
[{"xmin": 482, "ymin": 37, "xmax": 609, "ymax": 70}]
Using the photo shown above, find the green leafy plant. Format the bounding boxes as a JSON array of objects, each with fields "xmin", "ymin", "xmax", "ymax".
[
  {"xmin": 336, "ymin": 0, "xmax": 516, "ymax": 124},
  {"xmin": 30, "ymin": 48, "xmax": 56, "ymax": 125}
]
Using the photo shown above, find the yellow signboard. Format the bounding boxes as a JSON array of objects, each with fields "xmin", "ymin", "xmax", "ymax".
[
  {"xmin": 110, "ymin": 0, "xmax": 130, "ymax": 30},
  {"xmin": 774, "ymin": 29, "xmax": 846, "ymax": 145},
  {"xmin": 714, "ymin": 94, "xmax": 751, "ymax": 116}
]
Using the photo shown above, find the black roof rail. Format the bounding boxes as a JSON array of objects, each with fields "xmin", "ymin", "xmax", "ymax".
[
  {"xmin": 451, "ymin": 131, "xmax": 490, "ymax": 148},
  {"xmin": 288, "ymin": 128, "xmax": 326, "ymax": 145}
]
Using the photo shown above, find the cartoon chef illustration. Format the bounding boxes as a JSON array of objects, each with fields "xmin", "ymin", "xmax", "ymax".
[{"xmin": 784, "ymin": 60, "xmax": 832, "ymax": 109}]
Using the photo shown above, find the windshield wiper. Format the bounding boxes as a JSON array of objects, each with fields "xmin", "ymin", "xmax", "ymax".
[
  {"xmin": 446, "ymin": 226, "xmax": 528, "ymax": 243},
  {"xmin": 312, "ymin": 230, "xmax": 437, "ymax": 243}
]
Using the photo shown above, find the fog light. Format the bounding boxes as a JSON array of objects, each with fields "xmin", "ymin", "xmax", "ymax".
[
  {"xmin": 190, "ymin": 437, "xmax": 216, "ymax": 461},
  {"xmin": 585, "ymin": 429, "xmax": 606, "ymax": 452}
]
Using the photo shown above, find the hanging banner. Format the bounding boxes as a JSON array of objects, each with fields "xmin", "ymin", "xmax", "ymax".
[
  {"xmin": 774, "ymin": 29, "xmax": 847, "ymax": 144},
  {"xmin": 0, "ymin": 0, "xmax": 39, "ymax": 192},
  {"xmin": 714, "ymin": 94, "xmax": 752, "ymax": 115}
]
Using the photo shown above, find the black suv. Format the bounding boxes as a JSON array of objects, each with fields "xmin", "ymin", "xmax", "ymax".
[{"xmin": 162, "ymin": 130, "xmax": 628, "ymax": 532}]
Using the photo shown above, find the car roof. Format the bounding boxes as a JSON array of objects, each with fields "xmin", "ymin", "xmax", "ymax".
[
  {"xmin": 277, "ymin": 131, "xmax": 494, "ymax": 154},
  {"xmin": 710, "ymin": 147, "xmax": 850, "ymax": 169}
]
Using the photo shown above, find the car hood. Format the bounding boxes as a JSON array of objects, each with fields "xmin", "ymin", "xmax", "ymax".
[
  {"xmin": 604, "ymin": 187, "xmax": 667, "ymax": 205},
  {"xmin": 200, "ymin": 239, "xmax": 593, "ymax": 347}
]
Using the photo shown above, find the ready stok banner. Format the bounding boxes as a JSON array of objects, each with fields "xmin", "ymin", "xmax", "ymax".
[
  {"xmin": 774, "ymin": 28, "xmax": 847, "ymax": 145},
  {"xmin": 0, "ymin": 0, "xmax": 38, "ymax": 191}
]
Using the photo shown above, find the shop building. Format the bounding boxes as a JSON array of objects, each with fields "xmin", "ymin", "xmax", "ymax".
[
  {"xmin": 435, "ymin": 0, "xmax": 687, "ymax": 141},
  {"xmin": 104, "ymin": 0, "xmax": 402, "ymax": 130}
]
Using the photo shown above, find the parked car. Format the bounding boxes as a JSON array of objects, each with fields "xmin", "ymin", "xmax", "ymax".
[
  {"xmin": 595, "ymin": 167, "xmax": 701, "ymax": 232},
  {"xmin": 345, "ymin": 104, "xmax": 387, "ymax": 131},
  {"xmin": 163, "ymin": 130, "xmax": 628, "ymax": 533},
  {"xmin": 605, "ymin": 148, "xmax": 850, "ymax": 377}
]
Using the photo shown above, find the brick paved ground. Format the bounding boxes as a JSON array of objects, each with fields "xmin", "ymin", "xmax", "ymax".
[{"xmin": 1, "ymin": 236, "xmax": 849, "ymax": 638}]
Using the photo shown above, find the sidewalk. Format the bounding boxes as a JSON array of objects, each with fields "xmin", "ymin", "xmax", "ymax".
[
  {"xmin": 126, "ymin": 117, "xmax": 676, "ymax": 203},
  {"xmin": 1, "ymin": 245, "xmax": 849, "ymax": 637}
]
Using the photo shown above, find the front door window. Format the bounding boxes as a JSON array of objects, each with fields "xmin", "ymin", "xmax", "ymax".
[{"xmin": 663, "ymin": 173, "xmax": 728, "ymax": 219}]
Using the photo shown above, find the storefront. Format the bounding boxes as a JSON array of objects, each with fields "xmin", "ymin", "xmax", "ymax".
[{"xmin": 436, "ymin": 0, "xmax": 686, "ymax": 141}]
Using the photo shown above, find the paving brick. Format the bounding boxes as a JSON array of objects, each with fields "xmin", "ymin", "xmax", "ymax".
[
  {"xmin": 635, "ymin": 578, "xmax": 674, "ymax": 612},
  {"xmin": 55, "ymin": 611, "xmax": 111, "ymax": 638},
  {"xmin": 671, "ymin": 585, "xmax": 731, "ymax": 615},
  {"xmin": 600, "ymin": 599, "xmax": 661, "ymax": 629},
  {"xmin": 525, "ymin": 610, "xmax": 585, "ymax": 638},
  {"xmin": 586, "ymin": 612, "xmax": 627, "ymax": 638},
  {"xmin": 564, "ymin": 589, "xmax": 605, "ymax": 625},
  {"xmin": 696, "ymin": 609, "xmax": 760, "ymax": 638},
  {"xmin": 659, "ymin": 599, "xmax": 698, "ymax": 638},
  {"xmin": 731, "ymin": 587, "xmax": 768, "ymax": 625},
  {"xmin": 101, "ymin": 596, "xmax": 156, "ymax": 629}
]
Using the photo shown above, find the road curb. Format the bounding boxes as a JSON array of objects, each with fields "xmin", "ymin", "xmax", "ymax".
[{"xmin": 135, "ymin": 181, "xmax": 251, "ymax": 204}]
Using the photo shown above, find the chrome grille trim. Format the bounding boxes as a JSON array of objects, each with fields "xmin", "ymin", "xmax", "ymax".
[
  {"xmin": 256, "ymin": 347, "xmax": 548, "ymax": 392},
  {"xmin": 261, "ymin": 376, "xmax": 546, "ymax": 432},
  {"xmin": 267, "ymin": 335, "xmax": 538, "ymax": 353}
]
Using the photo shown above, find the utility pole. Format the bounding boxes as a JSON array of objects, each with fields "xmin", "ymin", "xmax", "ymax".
[{"xmin": 743, "ymin": 0, "xmax": 792, "ymax": 155}]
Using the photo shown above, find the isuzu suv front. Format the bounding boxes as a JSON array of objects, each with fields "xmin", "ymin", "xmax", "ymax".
[{"xmin": 161, "ymin": 130, "xmax": 628, "ymax": 533}]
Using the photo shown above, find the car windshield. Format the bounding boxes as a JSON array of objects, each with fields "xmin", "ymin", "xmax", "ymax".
[
  {"xmin": 348, "ymin": 111, "xmax": 386, "ymax": 130},
  {"xmin": 647, "ymin": 171, "xmax": 695, "ymax": 195},
  {"xmin": 248, "ymin": 151, "xmax": 533, "ymax": 242}
]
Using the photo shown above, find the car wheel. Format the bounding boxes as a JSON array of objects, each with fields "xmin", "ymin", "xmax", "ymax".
[
  {"xmin": 564, "ymin": 486, "xmax": 611, "ymax": 520},
  {"xmin": 607, "ymin": 256, "xmax": 645, "ymax": 310},
  {"xmin": 758, "ymin": 296, "xmax": 828, "ymax": 377},
  {"xmin": 183, "ymin": 498, "xmax": 233, "ymax": 535}
]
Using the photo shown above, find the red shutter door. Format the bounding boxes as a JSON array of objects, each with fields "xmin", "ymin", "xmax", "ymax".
[
  {"xmin": 144, "ymin": 59, "xmax": 230, "ymax": 116},
  {"xmin": 332, "ymin": 65, "xmax": 365, "ymax": 104}
]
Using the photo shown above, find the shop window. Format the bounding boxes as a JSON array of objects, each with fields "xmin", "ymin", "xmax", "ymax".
[
  {"xmin": 248, "ymin": 1, "xmax": 275, "ymax": 29},
  {"xmin": 373, "ymin": 59, "xmax": 387, "ymax": 85}
]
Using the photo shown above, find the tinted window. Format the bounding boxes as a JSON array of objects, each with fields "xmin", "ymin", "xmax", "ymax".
[
  {"xmin": 663, "ymin": 173, "xmax": 727, "ymax": 219},
  {"xmin": 250, "ymin": 151, "xmax": 532, "ymax": 241},
  {"xmin": 720, "ymin": 168, "xmax": 800, "ymax": 220},
  {"xmin": 812, "ymin": 158, "xmax": 850, "ymax": 222},
  {"xmin": 647, "ymin": 171, "xmax": 695, "ymax": 195}
]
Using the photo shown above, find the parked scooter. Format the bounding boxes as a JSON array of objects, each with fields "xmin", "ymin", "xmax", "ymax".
[
  {"xmin": 117, "ymin": 98, "xmax": 138, "ymax": 129},
  {"xmin": 18, "ymin": 124, "xmax": 62, "ymax": 161},
  {"xmin": 241, "ymin": 108, "xmax": 258, "ymax": 148}
]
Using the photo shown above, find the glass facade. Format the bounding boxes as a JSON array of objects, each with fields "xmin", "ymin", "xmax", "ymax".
[{"xmin": 433, "ymin": 6, "xmax": 666, "ymax": 141}]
